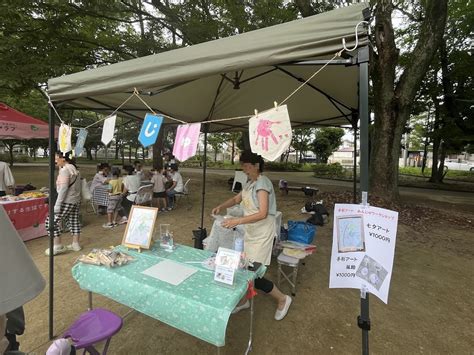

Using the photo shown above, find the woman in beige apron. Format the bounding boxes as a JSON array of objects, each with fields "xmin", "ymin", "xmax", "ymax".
[{"xmin": 212, "ymin": 151, "xmax": 292, "ymax": 321}]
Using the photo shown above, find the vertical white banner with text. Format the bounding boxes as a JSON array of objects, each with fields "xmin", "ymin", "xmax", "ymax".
[{"xmin": 329, "ymin": 203, "xmax": 398, "ymax": 304}]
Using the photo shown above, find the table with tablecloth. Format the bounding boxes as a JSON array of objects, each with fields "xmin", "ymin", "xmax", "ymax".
[
  {"xmin": 0, "ymin": 197, "xmax": 48, "ymax": 241},
  {"xmin": 72, "ymin": 244, "xmax": 265, "ymax": 348}
]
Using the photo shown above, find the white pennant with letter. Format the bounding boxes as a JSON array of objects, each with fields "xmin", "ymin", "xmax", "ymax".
[{"xmin": 101, "ymin": 115, "xmax": 116, "ymax": 146}]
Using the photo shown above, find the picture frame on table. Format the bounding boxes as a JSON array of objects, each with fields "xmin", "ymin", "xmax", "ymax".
[{"xmin": 122, "ymin": 205, "xmax": 159, "ymax": 251}]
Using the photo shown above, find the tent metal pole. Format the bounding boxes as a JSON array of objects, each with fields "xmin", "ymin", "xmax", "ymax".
[
  {"xmin": 358, "ymin": 45, "xmax": 370, "ymax": 355},
  {"xmin": 352, "ymin": 115, "xmax": 358, "ymax": 204},
  {"xmin": 200, "ymin": 128, "xmax": 208, "ymax": 232},
  {"xmin": 48, "ymin": 105, "xmax": 56, "ymax": 340}
]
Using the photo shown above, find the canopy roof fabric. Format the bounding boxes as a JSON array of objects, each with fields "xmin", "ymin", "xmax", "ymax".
[
  {"xmin": 0, "ymin": 103, "xmax": 51, "ymax": 139},
  {"xmin": 48, "ymin": 3, "xmax": 369, "ymax": 131}
]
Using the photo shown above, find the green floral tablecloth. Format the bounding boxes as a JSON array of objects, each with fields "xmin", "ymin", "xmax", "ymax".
[{"xmin": 72, "ymin": 244, "xmax": 265, "ymax": 347}]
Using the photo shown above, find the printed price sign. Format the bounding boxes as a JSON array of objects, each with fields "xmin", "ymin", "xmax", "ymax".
[{"xmin": 329, "ymin": 203, "xmax": 398, "ymax": 304}]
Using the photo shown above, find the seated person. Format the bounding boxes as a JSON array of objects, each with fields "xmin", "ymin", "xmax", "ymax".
[
  {"xmin": 165, "ymin": 164, "xmax": 183, "ymax": 209},
  {"xmin": 134, "ymin": 160, "xmax": 146, "ymax": 181},
  {"xmin": 151, "ymin": 166, "xmax": 168, "ymax": 211},
  {"xmin": 89, "ymin": 163, "xmax": 110, "ymax": 193},
  {"xmin": 121, "ymin": 165, "xmax": 141, "ymax": 217}
]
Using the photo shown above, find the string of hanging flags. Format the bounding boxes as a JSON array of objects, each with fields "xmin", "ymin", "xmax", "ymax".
[{"xmin": 46, "ymin": 50, "xmax": 345, "ymax": 161}]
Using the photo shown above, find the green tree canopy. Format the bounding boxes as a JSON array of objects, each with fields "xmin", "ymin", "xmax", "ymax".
[{"xmin": 312, "ymin": 127, "xmax": 344, "ymax": 164}]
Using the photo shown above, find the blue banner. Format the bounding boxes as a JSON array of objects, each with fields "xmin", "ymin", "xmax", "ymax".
[{"xmin": 138, "ymin": 114, "xmax": 164, "ymax": 147}]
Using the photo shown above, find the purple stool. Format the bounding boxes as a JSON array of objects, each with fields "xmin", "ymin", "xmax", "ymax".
[{"xmin": 63, "ymin": 308, "xmax": 123, "ymax": 355}]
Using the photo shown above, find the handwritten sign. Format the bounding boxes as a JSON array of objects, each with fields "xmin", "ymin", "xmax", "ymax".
[{"xmin": 329, "ymin": 203, "xmax": 398, "ymax": 303}]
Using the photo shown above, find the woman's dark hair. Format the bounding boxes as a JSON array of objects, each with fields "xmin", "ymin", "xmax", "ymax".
[
  {"xmin": 239, "ymin": 150, "xmax": 264, "ymax": 172},
  {"xmin": 123, "ymin": 165, "xmax": 134, "ymax": 175},
  {"xmin": 111, "ymin": 167, "xmax": 121, "ymax": 177},
  {"xmin": 169, "ymin": 163, "xmax": 179, "ymax": 171},
  {"xmin": 57, "ymin": 151, "xmax": 77, "ymax": 168}
]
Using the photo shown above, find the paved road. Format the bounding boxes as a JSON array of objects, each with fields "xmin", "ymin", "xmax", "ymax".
[
  {"xmin": 180, "ymin": 168, "xmax": 474, "ymax": 211},
  {"xmin": 12, "ymin": 163, "xmax": 474, "ymax": 210}
]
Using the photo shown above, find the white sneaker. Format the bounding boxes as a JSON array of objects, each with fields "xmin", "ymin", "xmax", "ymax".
[
  {"xmin": 66, "ymin": 243, "xmax": 82, "ymax": 252},
  {"xmin": 45, "ymin": 245, "xmax": 67, "ymax": 256},
  {"xmin": 102, "ymin": 223, "xmax": 114, "ymax": 229},
  {"xmin": 274, "ymin": 295, "xmax": 292, "ymax": 321},
  {"xmin": 231, "ymin": 300, "xmax": 250, "ymax": 314},
  {"xmin": 118, "ymin": 217, "xmax": 128, "ymax": 225}
]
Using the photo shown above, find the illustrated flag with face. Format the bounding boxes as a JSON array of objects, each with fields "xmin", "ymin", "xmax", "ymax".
[
  {"xmin": 58, "ymin": 123, "xmax": 72, "ymax": 153},
  {"xmin": 249, "ymin": 105, "xmax": 292, "ymax": 161},
  {"xmin": 173, "ymin": 123, "xmax": 201, "ymax": 161},
  {"xmin": 101, "ymin": 114, "xmax": 116, "ymax": 145}
]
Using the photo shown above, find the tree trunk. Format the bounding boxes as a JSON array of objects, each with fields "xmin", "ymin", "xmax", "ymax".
[
  {"xmin": 231, "ymin": 139, "xmax": 235, "ymax": 165},
  {"xmin": 115, "ymin": 140, "xmax": 119, "ymax": 160},
  {"xmin": 370, "ymin": 0, "xmax": 448, "ymax": 200},
  {"xmin": 86, "ymin": 147, "xmax": 92, "ymax": 160},
  {"xmin": 429, "ymin": 98, "xmax": 442, "ymax": 182},
  {"xmin": 128, "ymin": 145, "xmax": 132, "ymax": 163}
]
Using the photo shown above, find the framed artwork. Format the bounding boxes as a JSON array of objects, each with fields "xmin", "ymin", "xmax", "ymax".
[
  {"xmin": 336, "ymin": 215, "xmax": 365, "ymax": 253},
  {"xmin": 122, "ymin": 206, "xmax": 159, "ymax": 250}
]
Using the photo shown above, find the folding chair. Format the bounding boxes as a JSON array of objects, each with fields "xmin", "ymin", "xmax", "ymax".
[
  {"xmin": 83, "ymin": 180, "xmax": 97, "ymax": 214},
  {"xmin": 62, "ymin": 308, "xmax": 123, "ymax": 355},
  {"xmin": 174, "ymin": 178, "xmax": 191, "ymax": 210},
  {"xmin": 133, "ymin": 184, "xmax": 153, "ymax": 206}
]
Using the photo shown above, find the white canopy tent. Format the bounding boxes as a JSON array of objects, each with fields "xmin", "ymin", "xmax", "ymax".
[{"xmin": 46, "ymin": 2, "xmax": 371, "ymax": 345}]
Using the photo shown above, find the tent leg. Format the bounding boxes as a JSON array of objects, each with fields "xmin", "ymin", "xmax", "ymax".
[
  {"xmin": 352, "ymin": 116, "xmax": 358, "ymax": 204},
  {"xmin": 358, "ymin": 46, "xmax": 370, "ymax": 355},
  {"xmin": 48, "ymin": 106, "xmax": 56, "ymax": 340}
]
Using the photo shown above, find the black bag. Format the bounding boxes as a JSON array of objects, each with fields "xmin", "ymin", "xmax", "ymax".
[{"xmin": 307, "ymin": 213, "xmax": 324, "ymax": 226}]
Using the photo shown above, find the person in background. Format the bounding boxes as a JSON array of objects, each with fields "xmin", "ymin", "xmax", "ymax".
[
  {"xmin": 134, "ymin": 160, "xmax": 146, "ymax": 181},
  {"xmin": 163, "ymin": 152, "xmax": 176, "ymax": 169},
  {"xmin": 121, "ymin": 165, "xmax": 141, "ymax": 218},
  {"xmin": 0, "ymin": 160, "xmax": 15, "ymax": 196},
  {"xmin": 45, "ymin": 152, "xmax": 82, "ymax": 256},
  {"xmin": 103, "ymin": 167, "xmax": 124, "ymax": 228},
  {"xmin": 165, "ymin": 164, "xmax": 183, "ymax": 210},
  {"xmin": 211, "ymin": 150, "xmax": 292, "ymax": 321},
  {"xmin": 89, "ymin": 163, "xmax": 110, "ymax": 193},
  {"xmin": 151, "ymin": 166, "xmax": 168, "ymax": 211}
]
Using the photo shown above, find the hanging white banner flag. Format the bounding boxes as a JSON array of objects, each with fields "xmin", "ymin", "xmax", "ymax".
[
  {"xmin": 101, "ymin": 115, "xmax": 116, "ymax": 145},
  {"xmin": 248, "ymin": 105, "xmax": 292, "ymax": 161},
  {"xmin": 58, "ymin": 123, "xmax": 72, "ymax": 153}
]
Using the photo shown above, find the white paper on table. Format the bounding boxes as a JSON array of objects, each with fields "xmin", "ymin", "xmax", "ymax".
[{"xmin": 142, "ymin": 259, "xmax": 197, "ymax": 286}]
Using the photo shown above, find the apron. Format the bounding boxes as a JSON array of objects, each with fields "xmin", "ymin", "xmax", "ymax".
[{"xmin": 241, "ymin": 179, "xmax": 275, "ymax": 266}]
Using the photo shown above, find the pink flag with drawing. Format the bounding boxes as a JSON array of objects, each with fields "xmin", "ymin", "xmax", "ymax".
[
  {"xmin": 173, "ymin": 123, "xmax": 201, "ymax": 161},
  {"xmin": 249, "ymin": 105, "xmax": 292, "ymax": 161}
]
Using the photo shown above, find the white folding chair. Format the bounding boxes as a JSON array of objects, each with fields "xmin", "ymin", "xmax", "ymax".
[
  {"xmin": 83, "ymin": 180, "xmax": 97, "ymax": 214},
  {"xmin": 174, "ymin": 179, "xmax": 191, "ymax": 210},
  {"xmin": 133, "ymin": 184, "xmax": 153, "ymax": 206}
]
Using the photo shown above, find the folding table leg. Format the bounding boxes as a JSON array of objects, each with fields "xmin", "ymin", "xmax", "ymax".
[
  {"xmin": 244, "ymin": 297, "xmax": 254, "ymax": 355},
  {"xmin": 88, "ymin": 292, "xmax": 93, "ymax": 310}
]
